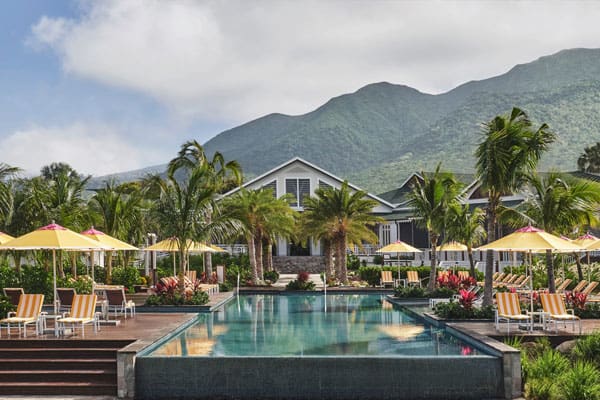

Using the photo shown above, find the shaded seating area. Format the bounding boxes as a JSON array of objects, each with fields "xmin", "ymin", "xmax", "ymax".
[
  {"xmin": 495, "ymin": 292, "xmax": 531, "ymax": 334},
  {"xmin": 57, "ymin": 294, "xmax": 100, "ymax": 337},
  {"xmin": 540, "ymin": 293, "xmax": 582, "ymax": 334},
  {"xmin": 56, "ymin": 287, "xmax": 76, "ymax": 313},
  {"xmin": 104, "ymin": 287, "xmax": 136, "ymax": 319},
  {"xmin": 400, "ymin": 270, "xmax": 427, "ymax": 288},
  {"xmin": 0, "ymin": 293, "xmax": 44, "ymax": 337}
]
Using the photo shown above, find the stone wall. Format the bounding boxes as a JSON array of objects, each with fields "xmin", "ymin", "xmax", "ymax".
[{"xmin": 272, "ymin": 256, "xmax": 326, "ymax": 273}]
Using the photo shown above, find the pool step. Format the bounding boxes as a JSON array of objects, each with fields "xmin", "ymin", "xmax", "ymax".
[{"xmin": 0, "ymin": 340, "xmax": 129, "ymax": 396}]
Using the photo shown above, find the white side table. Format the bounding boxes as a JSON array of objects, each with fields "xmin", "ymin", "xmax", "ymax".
[
  {"xmin": 38, "ymin": 313, "xmax": 61, "ymax": 337},
  {"xmin": 527, "ymin": 311, "xmax": 548, "ymax": 332}
]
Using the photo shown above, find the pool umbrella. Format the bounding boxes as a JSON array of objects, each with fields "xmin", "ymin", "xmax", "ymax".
[
  {"xmin": 207, "ymin": 243, "xmax": 228, "ymax": 252},
  {"xmin": 574, "ymin": 233, "xmax": 600, "ymax": 281},
  {"xmin": 81, "ymin": 227, "xmax": 139, "ymax": 282},
  {"xmin": 477, "ymin": 225, "xmax": 583, "ymax": 313},
  {"xmin": 0, "ymin": 222, "xmax": 110, "ymax": 313},
  {"xmin": 145, "ymin": 238, "xmax": 217, "ymax": 276},
  {"xmin": 377, "ymin": 241, "xmax": 422, "ymax": 281},
  {"xmin": 438, "ymin": 241, "xmax": 468, "ymax": 271},
  {"xmin": 0, "ymin": 231, "xmax": 14, "ymax": 245}
]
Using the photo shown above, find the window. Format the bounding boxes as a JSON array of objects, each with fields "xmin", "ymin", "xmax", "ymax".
[
  {"xmin": 262, "ymin": 180, "xmax": 277, "ymax": 198},
  {"xmin": 285, "ymin": 178, "xmax": 310, "ymax": 207},
  {"xmin": 319, "ymin": 180, "xmax": 333, "ymax": 190},
  {"xmin": 382, "ymin": 224, "xmax": 391, "ymax": 246}
]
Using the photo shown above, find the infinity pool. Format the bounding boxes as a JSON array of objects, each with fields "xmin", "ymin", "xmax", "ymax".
[{"xmin": 147, "ymin": 294, "xmax": 480, "ymax": 357}]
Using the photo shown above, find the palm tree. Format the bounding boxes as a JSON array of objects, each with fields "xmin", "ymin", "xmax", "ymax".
[
  {"xmin": 475, "ymin": 107, "xmax": 556, "ymax": 305},
  {"xmin": 407, "ymin": 166, "xmax": 463, "ymax": 290},
  {"xmin": 301, "ymin": 182, "xmax": 382, "ymax": 285},
  {"xmin": 578, "ymin": 142, "xmax": 600, "ymax": 174},
  {"xmin": 260, "ymin": 194, "xmax": 297, "ymax": 273},
  {"xmin": 505, "ymin": 173, "xmax": 600, "ymax": 292},
  {"xmin": 89, "ymin": 181, "xmax": 148, "ymax": 282},
  {"xmin": 301, "ymin": 194, "xmax": 336, "ymax": 280},
  {"xmin": 445, "ymin": 203, "xmax": 486, "ymax": 278},
  {"xmin": 151, "ymin": 158, "xmax": 239, "ymax": 290},
  {"xmin": 224, "ymin": 188, "xmax": 295, "ymax": 283},
  {"xmin": 168, "ymin": 140, "xmax": 242, "ymax": 276},
  {"xmin": 0, "ymin": 163, "xmax": 20, "ymax": 230}
]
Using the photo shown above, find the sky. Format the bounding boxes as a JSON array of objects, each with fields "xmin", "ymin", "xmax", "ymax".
[{"xmin": 2, "ymin": 0, "xmax": 600, "ymax": 176}]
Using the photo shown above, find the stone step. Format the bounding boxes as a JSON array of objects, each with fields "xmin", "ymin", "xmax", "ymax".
[
  {"xmin": 0, "ymin": 339, "xmax": 131, "ymax": 348},
  {"xmin": 0, "ymin": 382, "xmax": 116, "ymax": 396},
  {"xmin": 0, "ymin": 347, "xmax": 118, "ymax": 359},
  {"xmin": 0, "ymin": 358, "xmax": 117, "ymax": 371},
  {"xmin": 0, "ymin": 369, "xmax": 116, "ymax": 383}
]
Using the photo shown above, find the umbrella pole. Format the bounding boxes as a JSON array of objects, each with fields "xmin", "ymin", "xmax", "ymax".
[
  {"xmin": 588, "ymin": 251, "xmax": 591, "ymax": 281},
  {"xmin": 53, "ymin": 249, "xmax": 58, "ymax": 315},
  {"xmin": 91, "ymin": 250, "xmax": 95, "ymax": 283},
  {"xmin": 529, "ymin": 251, "xmax": 534, "ymax": 315},
  {"xmin": 173, "ymin": 253, "xmax": 176, "ymax": 277}
]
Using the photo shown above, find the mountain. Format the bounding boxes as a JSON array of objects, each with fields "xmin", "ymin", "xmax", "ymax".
[{"xmin": 97, "ymin": 48, "xmax": 600, "ymax": 193}]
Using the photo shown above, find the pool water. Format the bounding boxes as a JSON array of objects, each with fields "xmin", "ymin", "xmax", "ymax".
[{"xmin": 148, "ymin": 294, "xmax": 481, "ymax": 357}]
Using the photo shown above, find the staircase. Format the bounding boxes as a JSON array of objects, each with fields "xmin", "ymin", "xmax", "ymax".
[{"xmin": 0, "ymin": 339, "xmax": 132, "ymax": 396}]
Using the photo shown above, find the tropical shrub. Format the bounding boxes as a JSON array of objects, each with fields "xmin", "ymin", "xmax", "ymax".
[
  {"xmin": 57, "ymin": 275, "xmax": 94, "ymax": 294},
  {"xmin": 263, "ymin": 270, "xmax": 279, "ymax": 283},
  {"xmin": 372, "ymin": 254, "xmax": 384, "ymax": 265},
  {"xmin": 346, "ymin": 254, "xmax": 361, "ymax": 271},
  {"xmin": 434, "ymin": 301, "xmax": 494, "ymax": 319},
  {"xmin": 286, "ymin": 271, "xmax": 315, "ymax": 291},
  {"xmin": 20, "ymin": 265, "xmax": 52, "ymax": 298},
  {"xmin": 565, "ymin": 291, "xmax": 588, "ymax": 310},
  {"xmin": 0, "ymin": 295, "xmax": 15, "ymax": 318},
  {"xmin": 573, "ymin": 332, "xmax": 600, "ymax": 366},
  {"xmin": 427, "ymin": 287, "xmax": 457, "ymax": 298},
  {"xmin": 111, "ymin": 266, "xmax": 141, "ymax": 291},
  {"xmin": 147, "ymin": 277, "xmax": 210, "ymax": 306},
  {"xmin": 458, "ymin": 289, "xmax": 477, "ymax": 309},
  {"xmin": 556, "ymin": 361, "xmax": 600, "ymax": 400},
  {"xmin": 394, "ymin": 286, "xmax": 426, "ymax": 298},
  {"xmin": 219, "ymin": 281, "xmax": 233, "ymax": 292},
  {"xmin": 0, "ymin": 265, "xmax": 19, "ymax": 290},
  {"xmin": 524, "ymin": 349, "xmax": 570, "ymax": 400}
]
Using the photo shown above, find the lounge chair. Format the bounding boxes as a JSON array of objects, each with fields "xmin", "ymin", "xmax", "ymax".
[
  {"xmin": 571, "ymin": 280, "xmax": 588, "ymax": 294},
  {"xmin": 380, "ymin": 270, "xmax": 394, "ymax": 288},
  {"xmin": 57, "ymin": 294, "xmax": 99, "ymax": 337},
  {"xmin": 105, "ymin": 287, "xmax": 136, "ymax": 319},
  {"xmin": 186, "ymin": 270, "xmax": 197, "ymax": 282},
  {"xmin": 0, "ymin": 294, "xmax": 44, "ymax": 337},
  {"xmin": 457, "ymin": 271, "xmax": 469, "ymax": 279},
  {"xmin": 555, "ymin": 279, "xmax": 573, "ymax": 293},
  {"xmin": 495, "ymin": 292, "xmax": 531, "ymax": 333},
  {"xmin": 2, "ymin": 288, "xmax": 24, "ymax": 306},
  {"xmin": 405, "ymin": 270, "xmax": 427, "ymax": 287},
  {"xmin": 511, "ymin": 276, "xmax": 531, "ymax": 291},
  {"xmin": 581, "ymin": 281, "xmax": 599, "ymax": 296},
  {"xmin": 540, "ymin": 293, "xmax": 581, "ymax": 334},
  {"xmin": 56, "ymin": 288, "xmax": 76, "ymax": 313}
]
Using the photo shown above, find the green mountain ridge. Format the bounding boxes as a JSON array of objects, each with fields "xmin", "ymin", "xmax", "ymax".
[{"xmin": 93, "ymin": 48, "xmax": 600, "ymax": 194}]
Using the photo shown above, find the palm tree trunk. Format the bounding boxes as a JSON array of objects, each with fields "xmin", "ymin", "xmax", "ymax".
[
  {"xmin": 339, "ymin": 235, "xmax": 348, "ymax": 285},
  {"xmin": 265, "ymin": 241, "xmax": 273, "ymax": 272},
  {"xmin": 324, "ymin": 240, "xmax": 334, "ymax": 281},
  {"xmin": 58, "ymin": 250, "xmax": 65, "ymax": 278},
  {"xmin": 483, "ymin": 207, "xmax": 496, "ymax": 307},
  {"xmin": 247, "ymin": 234, "xmax": 258, "ymax": 284},
  {"xmin": 71, "ymin": 252, "xmax": 77, "ymax": 278},
  {"xmin": 205, "ymin": 212, "xmax": 213, "ymax": 277},
  {"xmin": 467, "ymin": 246, "xmax": 476, "ymax": 278},
  {"xmin": 428, "ymin": 232, "xmax": 438, "ymax": 291},
  {"xmin": 178, "ymin": 248, "xmax": 186, "ymax": 293},
  {"xmin": 574, "ymin": 253, "xmax": 584, "ymax": 281},
  {"xmin": 546, "ymin": 249, "xmax": 555, "ymax": 293},
  {"xmin": 255, "ymin": 236, "xmax": 263, "ymax": 281}
]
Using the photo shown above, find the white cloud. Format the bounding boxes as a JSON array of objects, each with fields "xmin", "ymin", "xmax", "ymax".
[
  {"xmin": 29, "ymin": 1, "xmax": 600, "ymax": 123},
  {"xmin": 0, "ymin": 123, "xmax": 153, "ymax": 176}
]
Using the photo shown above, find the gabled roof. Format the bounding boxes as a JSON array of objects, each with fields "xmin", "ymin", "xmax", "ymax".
[{"xmin": 222, "ymin": 157, "xmax": 396, "ymax": 209}]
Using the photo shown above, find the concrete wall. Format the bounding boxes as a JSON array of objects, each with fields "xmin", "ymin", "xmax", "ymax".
[{"xmin": 136, "ymin": 356, "xmax": 503, "ymax": 400}]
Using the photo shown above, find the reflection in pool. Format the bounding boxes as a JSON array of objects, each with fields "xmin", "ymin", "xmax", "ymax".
[{"xmin": 149, "ymin": 294, "xmax": 480, "ymax": 357}]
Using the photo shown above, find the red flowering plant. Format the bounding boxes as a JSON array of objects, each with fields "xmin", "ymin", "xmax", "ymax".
[
  {"xmin": 460, "ymin": 276, "xmax": 477, "ymax": 290},
  {"xmin": 565, "ymin": 291, "xmax": 588, "ymax": 310},
  {"xmin": 458, "ymin": 289, "xmax": 477, "ymax": 310},
  {"xmin": 437, "ymin": 273, "xmax": 462, "ymax": 290}
]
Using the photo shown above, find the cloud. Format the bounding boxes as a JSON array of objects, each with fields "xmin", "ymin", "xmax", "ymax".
[
  {"xmin": 0, "ymin": 123, "xmax": 154, "ymax": 176},
  {"xmin": 29, "ymin": 1, "xmax": 600, "ymax": 123}
]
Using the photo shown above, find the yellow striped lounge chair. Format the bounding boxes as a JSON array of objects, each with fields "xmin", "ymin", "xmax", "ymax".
[
  {"xmin": 57, "ymin": 294, "xmax": 99, "ymax": 337},
  {"xmin": 495, "ymin": 292, "xmax": 531, "ymax": 333},
  {"xmin": 540, "ymin": 293, "xmax": 581, "ymax": 334},
  {"xmin": 457, "ymin": 271, "xmax": 469, "ymax": 279},
  {"xmin": 555, "ymin": 279, "xmax": 572, "ymax": 293},
  {"xmin": 380, "ymin": 270, "xmax": 394, "ymax": 288},
  {"xmin": 0, "ymin": 294, "xmax": 44, "ymax": 337},
  {"xmin": 406, "ymin": 270, "xmax": 427, "ymax": 287},
  {"xmin": 581, "ymin": 281, "xmax": 599, "ymax": 296},
  {"xmin": 571, "ymin": 280, "xmax": 588, "ymax": 294}
]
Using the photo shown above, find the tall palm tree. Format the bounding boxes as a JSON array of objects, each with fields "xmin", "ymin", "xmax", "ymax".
[
  {"xmin": 224, "ymin": 188, "xmax": 295, "ymax": 283},
  {"xmin": 407, "ymin": 166, "xmax": 463, "ymax": 290},
  {"xmin": 168, "ymin": 140, "xmax": 242, "ymax": 276},
  {"xmin": 505, "ymin": 173, "xmax": 600, "ymax": 292},
  {"xmin": 151, "ymin": 163, "xmax": 239, "ymax": 290},
  {"xmin": 301, "ymin": 182, "xmax": 382, "ymax": 285},
  {"xmin": 475, "ymin": 107, "xmax": 556, "ymax": 305},
  {"xmin": 0, "ymin": 163, "xmax": 20, "ymax": 230},
  {"xmin": 445, "ymin": 203, "xmax": 486, "ymax": 278},
  {"xmin": 578, "ymin": 142, "xmax": 600, "ymax": 174}
]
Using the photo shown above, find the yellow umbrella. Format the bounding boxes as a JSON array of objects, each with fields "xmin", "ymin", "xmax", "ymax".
[
  {"xmin": 81, "ymin": 227, "xmax": 138, "ymax": 282},
  {"xmin": 191, "ymin": 242, "xmax": 219, "ymax": 253},
  {"xmin": 0, "ymin": 231, "xmax": 14, "ymax": 245},
  {"xmin": 0, "ymin": 222, "xmax": 110, "ymax": 313},
  {"xmin": 376, "ymin": 241, "xmax": 422, "ymax": 278},
  {"xmin": 207, "ymin": 243, "xmax": 227, "ymax": 253},
  {"xmin": 574, "ymin": 234, "xmax": 600, "ymax": 281},
  {"xmin": 145, "ymin": 238, "xmax": 217, "ymax": 276},
  {"xmin": 438, "ymin": 241, "xmax": 468, "ymax": 252},
  {"xmin": 477, "ymin": 225, "xmax": 583, "ymax": 313}
]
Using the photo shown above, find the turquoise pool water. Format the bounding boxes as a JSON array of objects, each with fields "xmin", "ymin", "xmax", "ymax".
[{"xmin": 147, "ymin": 294, "xmax": 481, "ymax": 357}]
